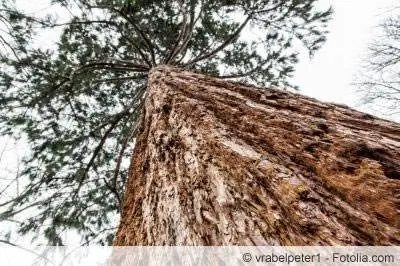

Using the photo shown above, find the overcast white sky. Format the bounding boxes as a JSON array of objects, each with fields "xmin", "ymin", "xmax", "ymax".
[{"xmin": 0, "ymin": 0, "xmax": 399, "ymax": 246}]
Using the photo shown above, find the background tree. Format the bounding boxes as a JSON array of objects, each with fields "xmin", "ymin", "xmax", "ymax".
[
  {"xmin": 355, "ymin": 6, "xmax": 400, "ymax": 116},
  {"xmin": 0, "ymin": 0, "xmax": 332, "ymax": 245}
]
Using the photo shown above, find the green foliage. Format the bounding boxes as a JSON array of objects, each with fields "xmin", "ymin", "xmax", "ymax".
[{"xmin": 0, "ymin": 0, "xmax": 332, "ymax": 244}]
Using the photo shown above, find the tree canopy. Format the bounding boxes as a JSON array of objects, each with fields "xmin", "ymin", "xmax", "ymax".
[{"xmin": 0, "ymin": 0, "xmax": 332, "ymax": 245}]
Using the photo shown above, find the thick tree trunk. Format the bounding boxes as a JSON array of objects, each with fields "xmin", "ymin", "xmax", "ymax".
[{"xmin": 114, "ymin": 65, "xmax": 400, "ymax": 245}]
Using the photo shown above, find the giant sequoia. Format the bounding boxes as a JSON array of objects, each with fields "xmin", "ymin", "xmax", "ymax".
[
  {"xmin": 0, "ymin": 0, "xmax": 333, "ymax": 244},
  {"xmin": 1, "ymin": 0, "xmax": 399, "ymax": 246},
  {"xmin": 115, "ymin": 65, "xmax": 400, "ymax": 245}
]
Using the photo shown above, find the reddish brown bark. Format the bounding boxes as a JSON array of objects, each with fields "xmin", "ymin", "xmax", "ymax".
[{"xmin": 114, "ymin": 65, "xmax": 400, "ymax": 245}]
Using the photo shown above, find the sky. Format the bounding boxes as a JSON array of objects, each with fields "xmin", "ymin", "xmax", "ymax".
[{"xmin": 0, "ymin": 0, "xmax": 399, "ymax": 245}]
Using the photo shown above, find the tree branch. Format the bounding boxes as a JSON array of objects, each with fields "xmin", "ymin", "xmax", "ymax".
[
  {"xmin": 84, "ymin": 3, "xmax": 160, "ymax": 65},
  {"xmin": 92, "ymin": 74, "xmax": 148, "ymax": 84},
  {"xmin": 73, "ymin": 59, "xmax": 149, "ymax": 74},
  {"xmin": 119, "ymin": 35, "xmax": 153, "ymax": 68},
  {"xmin": 171, "ymin": 0, "xmax": 201, "ymax": 64},
  {"xmin": 183, "ymin": 15, "xmax": 251, "ymax": 67},
  {"xmin": 0, "ymin": 35, "xmax": 20, "ymax": 60},
  {"xmin": 219, "ymin": 58, "xmax": 271, "ymax": 79},
  {"xmin": 163, "ymin": 2, "xmax": 189, "ymax": 64},
  {"xmin": 115, "ymin": 8, "xmax": 158, "ymax": 65},
  {"xmin": 0, "ymin": 239, "xmax": 53, "ymax": 263},
  {"xmin": 73, "ymin": 109, "xmax": 129, "ymax": 198},
  {"xmin": 46, "ymin": 17, "xmax": 154, "ymax": 68},
  {"xmin": 109, "ymin": 99, "xmax": 144, "ymax": 211}
]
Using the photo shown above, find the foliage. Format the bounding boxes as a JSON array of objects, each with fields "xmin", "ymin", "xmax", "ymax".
[{"xmin": 0, "ymin": 0, "xmax": 332, "ymax": 245}]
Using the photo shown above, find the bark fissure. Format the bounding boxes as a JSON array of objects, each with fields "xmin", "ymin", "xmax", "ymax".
[{"xmin": 115, "ymin": 65, "xmax": 400, "ymax": 245}]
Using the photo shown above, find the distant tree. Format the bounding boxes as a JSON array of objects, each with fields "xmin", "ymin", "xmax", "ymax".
[
  {"xmin": 355, "ymin": 7, "xmax": 400, "ymax": 116},
  {"xmin": 0, "ymin": 0, "xmax": 332, "ymax": 245}
]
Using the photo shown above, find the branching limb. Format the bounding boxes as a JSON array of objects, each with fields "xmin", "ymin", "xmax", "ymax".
[
  {"xmin": 90, "ymin": 5, "xmax": 159, "ymax": 66},
  {"xmin": 92, "ymin": 74, "xmax": 148, "ymax": 84},
  {"xmin": 171, "ymin": 0, "xmax": 201, "ymax": 64},
  {"xmin": 183, "ymin": 15, "xmax": 251, "ymax": 67},
  {"xmin": 163, "ymin": 1, "xmax": 189, "ymax": 64},
  {"xmin": 0, "ymin": 35, "xmax": 20, "ymax": 60},
  {"xmin": 108, "ymin": 99, "xmax": 144, "ymax": 211},
  {"xmin": 72, "ymin": 59, "xmax": 149, "ymax": 76},
  {"xmin": 73, "ymin": 109, "xmax": 129, "ymax": 198},
  {"xmin": 113, "ymin": 8, "xmax": 158, "ymax": 65}
]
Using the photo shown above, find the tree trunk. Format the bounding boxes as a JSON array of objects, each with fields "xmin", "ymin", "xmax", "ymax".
[{"xmin": 114, "ymin": 65, "xmax": 400, "ymax": 245}]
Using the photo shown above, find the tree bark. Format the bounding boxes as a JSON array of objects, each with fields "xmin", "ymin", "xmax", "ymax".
[{"xmin": 114, "ymin": 65, "xmax": 400, "ymax": 245}]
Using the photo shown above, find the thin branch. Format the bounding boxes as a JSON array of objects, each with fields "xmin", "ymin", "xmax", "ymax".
[
  {"xmin": 0, "ymin": 35, "xmax": 20, "ymax": 60},
  {"xmin": 109, "ymin": 100, "xmax": 144, "ymax": 211},
  {"xmin": 45, "ymin": 19, "xmax": 118, "ymax": 28},
  {"xmin": 0, "ymin": 239, "xmax": 53, "ymax": 263},
  {"xmin": 114, "ymin": 8, "xmax": 158, "ymax": 65},
  {"xmin": 171, "ymin": 0, "xmax": 201, "ymax": 64},
  {"xmin": 0, "ymin": 179, "xmax": 43, "ymax": 208},
  {"xmin": 219, "ymin": 58, "xmax": 271, "ymax": 79},
  {"xmin": 73, "ymin": 109, "xmax": 129, "ymax": 198},
  {"xmin": 47, "ymin": 18, "xmax": 153, "ymax": 68},
  {"xmin": 91, "ymin": 74, "xmax": 148, "ymax": 84},
  {"xmin": 252, "ymin": 2, "xmax": 286, "ymax": 15},
  {"xmin": 184, "ymin": 15, "xmax": 251, "ymax": 67},
  {"xmin": 72, "ymin": 59, "xmax": 149, "ymax": 77},
  {"xmin": 1, "ymin": 200, "xmax": 46, "ymax": 219},
  {"xmin": 163, "ymin": 2, "xmax": 189, "ymax": 64},
  {"xmin": 90, "ymin": 5, "xmax": 158, "ymax": 65},
  {"xmin": 120, "ymin": 35, "xmax": 153, "ymax": 68},
  {"xmin": 0, "ymin": 8, "xmax": 49, "ymax": 26},
  {"xmin": 358, "ymin": 80, "xmax": 400, "ymax": 93}
]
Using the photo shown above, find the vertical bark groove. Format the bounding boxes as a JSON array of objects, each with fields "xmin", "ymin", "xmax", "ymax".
[{"xmin": 114, "ymin": 65, "xmax": 400, "ymax": 245}]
